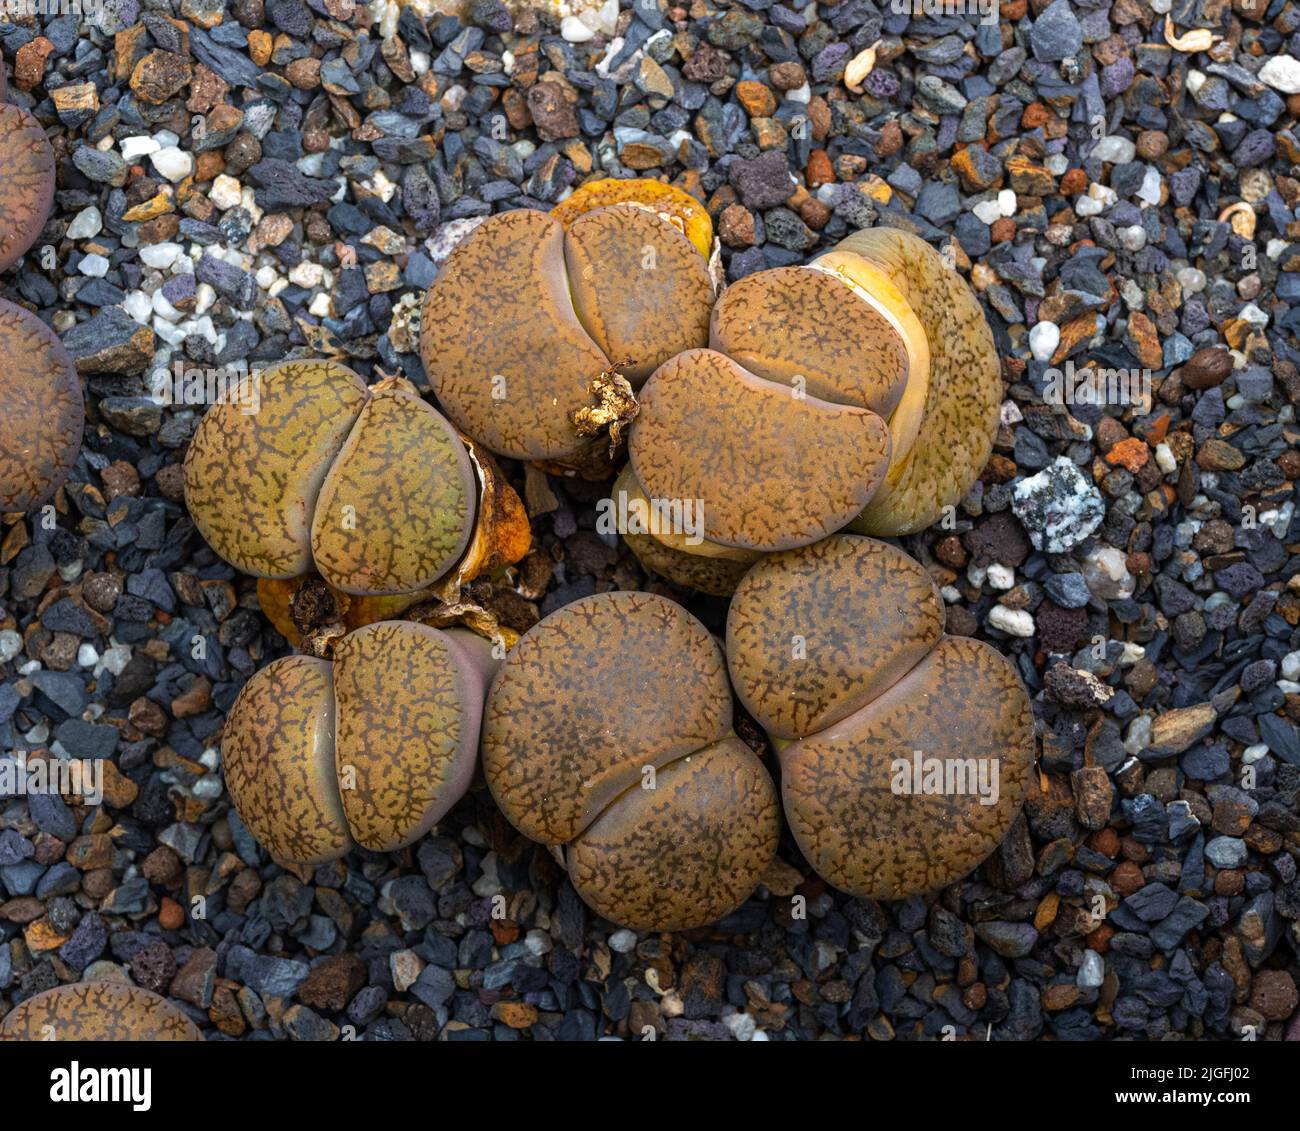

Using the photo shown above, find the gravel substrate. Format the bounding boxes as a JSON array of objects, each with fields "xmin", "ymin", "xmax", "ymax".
[{"xmin": 1, "ymin": 0, "xmax": 1299, "ymax": 1041}]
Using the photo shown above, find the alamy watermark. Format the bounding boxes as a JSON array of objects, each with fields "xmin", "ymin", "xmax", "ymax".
[
  {"xmin": 150, "ymin": 360, "xmax": 263, "ymax": 415},
  {"xmin": 1043, "ymin": 360, "xmax": 1152, "ymax": 415},
  {"xmin": 890, "ymin": 0, "xmax": 999, "ymax": 25},
  {"xmin": 596, "ymin": 490, "xmax": 705, "ymax": 546},
  {"xmin": 0, "ymin": 0, "xmax": 106, "ymax": 20},
  {"xmin": 891, "ymin": 748, "xmax": 1000, "ymax": 806},
  {"xmin": 0, "ymin": 757, "xmax": 103, "ymax": 806}
]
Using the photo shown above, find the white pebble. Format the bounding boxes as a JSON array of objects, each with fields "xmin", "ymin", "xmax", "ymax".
[
  {"xmin": 123, "ymin": 290, "xmax": 152, "ymax": 324},
  {"xmin": 120, "ymin": 135, "xmax": 160, "ymax": 161},
  {"xmin": 1282, "ymin": 650, "xmax": 1300, "ymax": 682},
  {"xmin": 1176, "ymin": 267, "xmax": 1206, "ymax": 294},
  {"xmin": 1259, "ymin": 55, "xmax": 1300, "ymax": 95},
  {"xmin": 309, "ymin": 292, "xmax": 331, "ymax": 316},
  {"xmin": 973, "ymin": 198, "xmax": 1002, "ymax": 225},
  {"xmin": 1077, "ymin": 950, "xmax": 1105, "ymax": 989},
  {"xmin": 66, "ymin": 206, "xmax": 102, "ymax": 240},
  {"xmin": 1029, "ymin": 320, "xmax": 1060, "ymax": 362},
  {"xmin": 987, "ymin": 563, "xmax": 1015, "ymax": 590},
  {"xmin": 988, "ymin": 606, "xmax": 1035, "ymax": 637},
  {"xmin": 289, "ymin": 261, "xmax": 325, "ymax": 288},
  {"xmin": 150, "ymin": 146, "xmax": 193, "ymax": 183},
  {"xmin": 0, "ymin": 629, "xmax": 21, "ymax": 663},
  {"xmin": 78, "ymin": 253, "xmax": 110, "ymax": 277},
  {"xmin": 77, "ymin": 644, "xmax": 99, "ymax": 668},
  {"xmin": 608, "ymin": 929, "xmax": 637, "ymax": 953},
  {"xmin": 1075, "ymin": 193, "xmax": 1104, "ymax": 217},
  {"xmin": 97, "ymin": 643, "xmax": 131, "ymax": 676},
  {"xmin": 152, "ymin": 288, "xmax": 182, "ymax": 321},
  {"xmin": 1136, "ymin": 165, "xmax": 1162, "ymax": 206},
  {"xmin": 209, "ymin": 174, "xmax": 243, "ymax": 210},
  {"xmin": 139, "ymin": 242, "xmax": 181, "ymax": 269},
  {"xmin": 560, "ymin": 14, "xmax": 594, "ymax": 41},
  {"xmin": 997, "ymin": 188, "xmax": 1017, "ymax": 217},
  {"xmin": 1119, "ymin": 225, "xmax": 1147, "ymax": 252},
  {"xmin": 153, "ymin": 317, "xmax": 187, "ymax": 346},
  {"xmin": 1154, "ymin": 442, "xmax": 1177, "ymax": 474},
  {"xmin": 1094, "ymin": 135, "xmax": 1136, "ymax": 163}
]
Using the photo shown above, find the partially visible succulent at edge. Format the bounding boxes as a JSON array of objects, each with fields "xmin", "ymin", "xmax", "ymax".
[
  {"xmin": 0, "ymin": 298, "xmax": 83, "ymax": 513},
  {"xmin": 0, "ymin": 982, "xmax": 203, "ymax": 1041}
]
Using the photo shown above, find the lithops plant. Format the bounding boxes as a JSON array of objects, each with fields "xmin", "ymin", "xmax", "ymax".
[
  {"xmin": 482, "ymin": 591, "xmax": 780, "ymax": 932},
  {"xmin": 726, "ymin": 534, "xmax": 1035, "ymax": 900},
  {"xmin": 0, "ymin": 982, "xmax": 202, "ymax": 1041},
  {"xmin": 184, "ymin": 360, "xmax": 528, "ymax": 596},
  {"xmin": 0, "ymin": 297, "xmax": 84, "ymax": 513},
  {"xmin": 419, "ymin": 183, "xmax": 715, "ymax": 470},
  {"xmin": 0, "ymin": 99, "xmax": 56, "ymax": 274},
  {"xmin": 222, "ymin": 621, "xmax": 495, "ymax": 864},
  {"xmin": 624, "ymin": 228, "xmax": 1000, "ymax": 591}
]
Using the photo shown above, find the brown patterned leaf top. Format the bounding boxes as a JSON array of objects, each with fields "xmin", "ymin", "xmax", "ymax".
[
  {"xmin": 824, "ymin": 228, "xmax": 1001, "ymax": 536},
  {"xmin": 0, "ymin": 297, "xmax": 83, "ymax": 513},
  {"xmin": 481, "ymin": 590, "xmax": 733, "ymax": 845},
  {"xmin": 332, "ymin": 622, "xmax": 489, "ymax": 852},
  {"xmin": 727, "ymin": 535, "xmax": 944, "ymax": 740},
  {"xmin": 780, "ymin": 635, "xmax": 1035, "ymax": 900},
  {"xmin": 419, "ymin": 207, "xmax": 710, "ymax": 461},
  {"xmin": 629, "ymin": 348, "xmax": 890, "ymax": 551},
  {"xmin": 564, "ymin": 204, "xmax": 714, "ymax": 383},
  {"xmin": 221, "ymin": 654, "xmax": 353, "ymax": 864},
  {"xmin": 184, "ymin": 359, "xmax": 368, "ymax": 578},
  {"xmin": 0, "ymin": 104, "xmax": 56, "ymax": 273},
  {"xmin": 0, "ymin": 982, "xmax": 203, "ymax": 1041},
  {"xmin": 310, "ymin": 386, "xmax": 476, "ymax": 595},
  {"xmin": 710, "ymin": 266, "xmax": 907, "ymax": 413},
  {"xmin": 726, "ymin": 535, "xmax": 1034, "ymax": 900},
  {"xmin": 420, "ymin": 209, "xmax": 608, "ymax": 461},
  {"xmin": 567, "ymin": 737, "xmax": 780, "ymax": 932}
]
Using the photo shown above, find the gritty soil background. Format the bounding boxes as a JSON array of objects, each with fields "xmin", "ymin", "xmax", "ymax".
[{"xmin": 0, "ymin": 0, "xmax": 1299, "ymax": 1041}]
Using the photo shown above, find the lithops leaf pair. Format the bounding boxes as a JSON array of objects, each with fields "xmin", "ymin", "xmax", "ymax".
[
  {"xmin": 0, "ymin": 99, "xmax": 56, "ymax": 274},
  {"xmin": 223, "ymin": 622, "xmax": 496, "ymax": 863},
  {"xmin": 482, "ymin": 591, "xmax": 780, "ymax": 932},
  {"xmin": 0, "ymin": 982, "xmax": 202, "ymax": 1041},
  {"xmin": 625, "ymin": 228, "xmax": 1000, "ymax": 592},
  {"xmin": 0, "ymin": 297, "xmax": 84, "ymax": 513},
  {"xmin": 727, "ymin": 534, "xmax": 1035, "ymax": 900},
  {"xmin": 420, "ymin": 183, "xmax": 715, "ymax": 469},
  {"xmin": 184, "ymin": 360, "xmax": 528, "ymax": 596}
]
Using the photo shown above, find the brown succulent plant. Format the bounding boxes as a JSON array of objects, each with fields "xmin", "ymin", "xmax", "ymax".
[
  {"xmin": 222, "ymin": 621, "xmax": 496, "ymax": 864},
  {"xmin": 0, "ymin": 296, "xmax": 84, "ymax": 513},
  {"xmin": 624, "ymin": 227, "xmax": 1001, "ymax": 592},
  {"xmin": 726, "ymin": 534, "xmax": 1036, "ymax": 900},
  {"xmin": 481, "ymin": 590, "xmax": 780, "ymax": 932},
  {"xmin": 183, "ymin": 359, "xmax": 529, "ymax": 597},
  {"xmin": 419, "ymin": 187, "xmax": 715, "ymax": 470},
  {"xmin": 0, "ymin": 99, "xmax": 56, "ymax": 275},
  {"xmin": 0, "ymin": 981, "xmax": 203, "ymax": 1041}
]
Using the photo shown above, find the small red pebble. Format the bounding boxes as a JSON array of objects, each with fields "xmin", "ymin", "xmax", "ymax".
[{"xmin": 159, "ymin": 897, "xmax": 185, "ymax": 931}]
